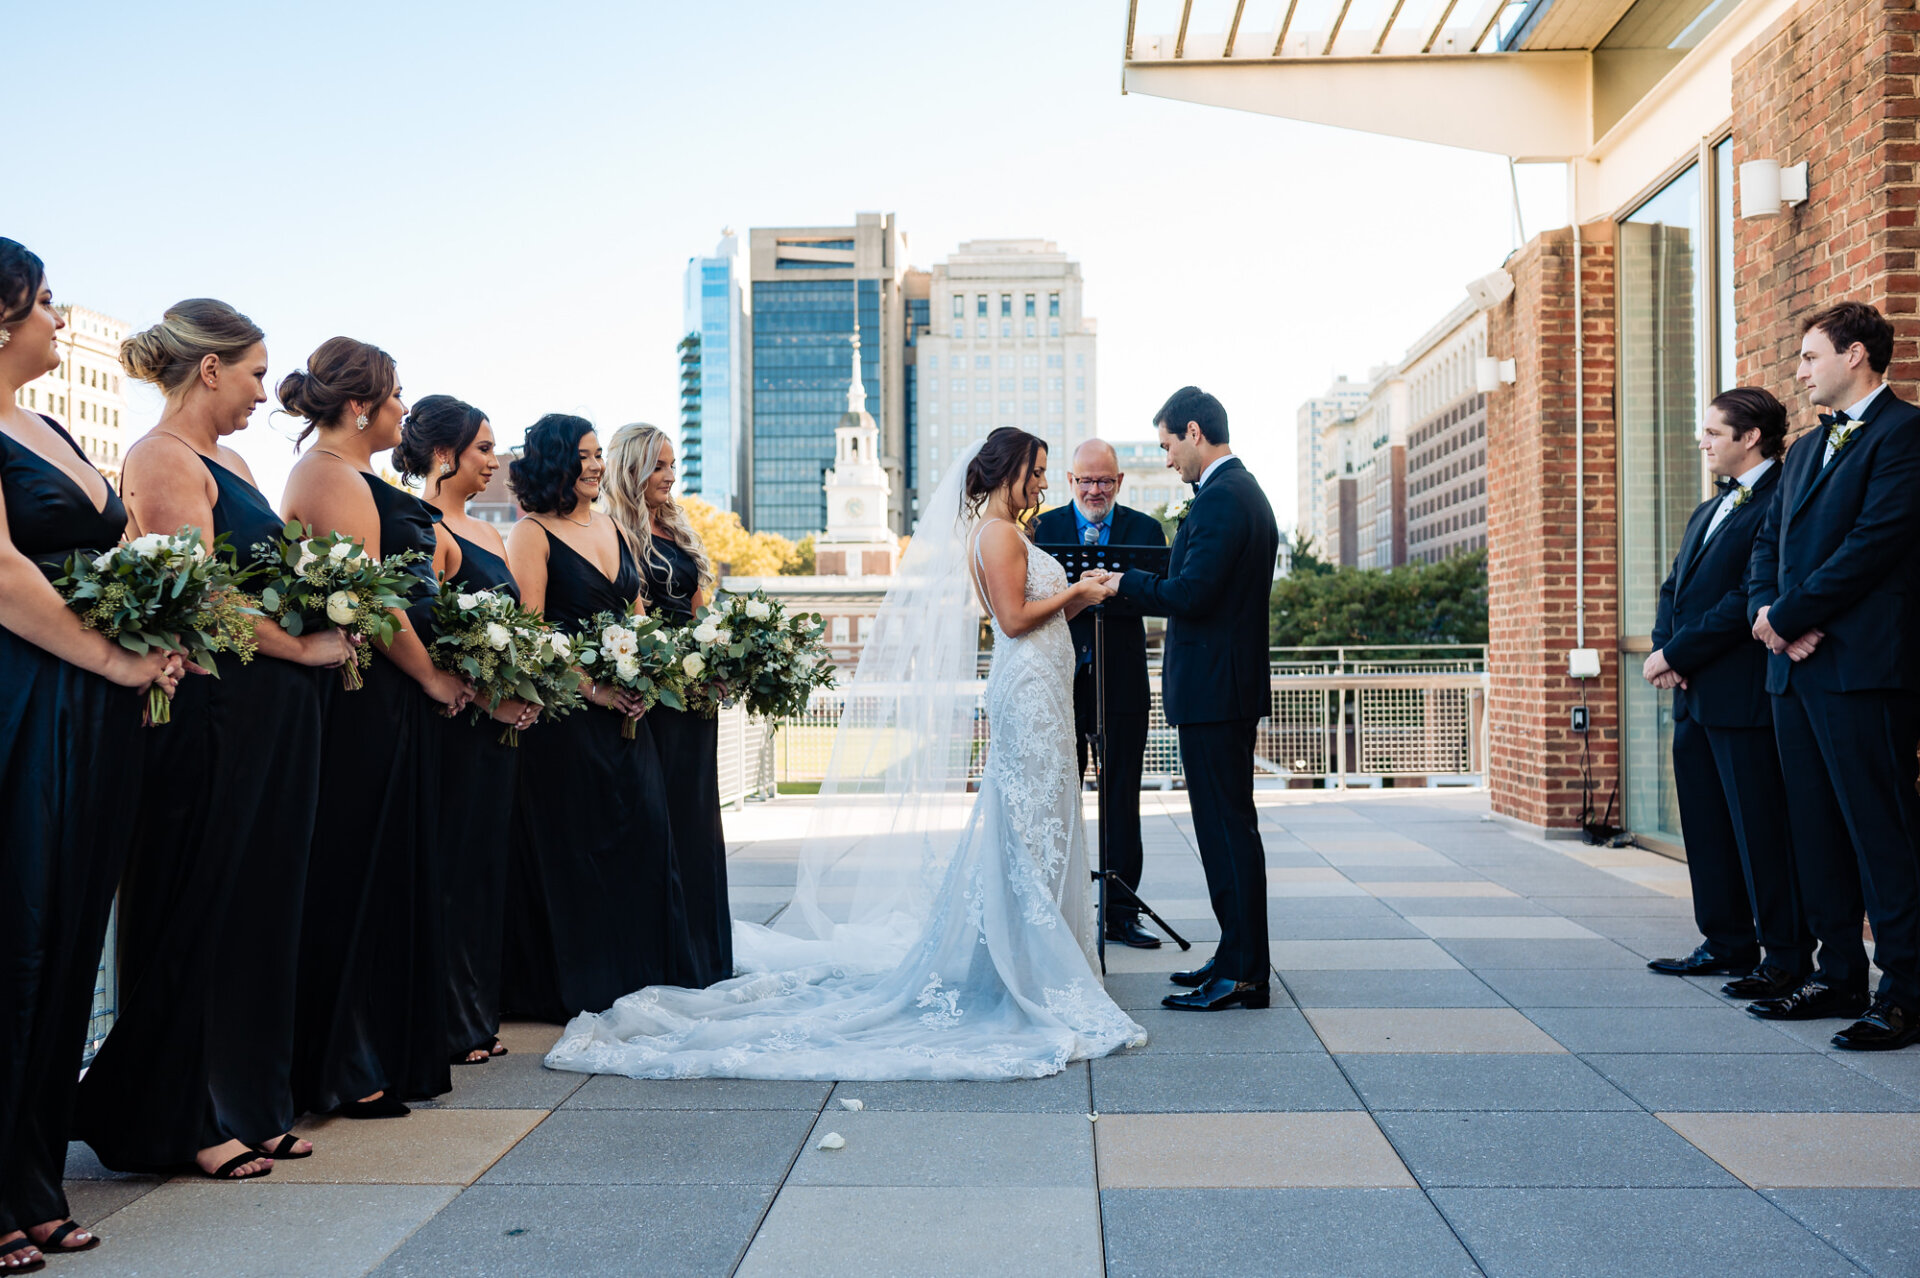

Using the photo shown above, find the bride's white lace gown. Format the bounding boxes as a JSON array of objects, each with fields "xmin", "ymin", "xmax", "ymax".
[{"xmin": 544, "ymin": 531, "xmax": 1147, "ymax": 1081}]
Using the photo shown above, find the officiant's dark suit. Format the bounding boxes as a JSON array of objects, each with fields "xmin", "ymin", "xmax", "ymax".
[
  {"xmin": 1650, "ymin": 452, "xmax": 1809, "ymax": 990},
  {"xmin": 1032, "ymin": 500, "xmax": 1166, "ymax": 940},
  {"xmin": 1117, "ymin": 390, "xmax": 1279, "ymax": 1006},
  {"xmin": 1747, "ymin": 331, "xmax": 1920, "ymax": 1045}
]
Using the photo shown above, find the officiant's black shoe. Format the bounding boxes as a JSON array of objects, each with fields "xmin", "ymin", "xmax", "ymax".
[
  {"xmin": 1832, "ymin": 999, "xmax": 1920, "ymax": 1051},
  {"xmin": 1647, "ymin": 944, "xmax": 1758, "ymax": 977},
  {"xmin": 1746, "ymin": 979, "xmax": 1869, "ymax": 1021},
  {"xmin": 1721, "ymin": 966, "xmax": 1806, "ymax": 1001},
  {"xmin": 1168, "ymin": 958, "xmax": 1216, "ymax": 987},
  {"xmin": 1105, "ymin": 918, "xmax": 1162, "ymax": 949},
  {"xmin": 1162, "ymin": 977, "xmax": 1270, "ymax": 1011}
]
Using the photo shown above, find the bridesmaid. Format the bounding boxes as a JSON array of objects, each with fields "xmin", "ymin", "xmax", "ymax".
[
  {"xmin": 604, "ymin": 423, "xmax": 732, "ymax": 985},
  {"xmin": 500, "ymin": 414, "xmax": 696, "ymax": 1021},
  {"xmin": 75, "ymin": 301, "xmax": 351, "ymax": 1179},
  {"xmin": 394, "ymin": 395, "xmax": 536, "ymax": 1065},
  {"xmin": 280, "ymin": 338, "xmax": 469, "ymax": 1118},
  {"xmin": 0, "ymin": 241, "xmax": 181, "ymax": 1270}
]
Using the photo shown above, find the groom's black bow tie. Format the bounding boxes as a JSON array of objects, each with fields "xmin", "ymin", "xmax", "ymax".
[
  {"xmin": 1714, "ymin": 475, "xmax": 1738, "ymax": 494},
  {"xmin": 1818, "ymin": 410, "xmax": 1852, "ymax": 428}
]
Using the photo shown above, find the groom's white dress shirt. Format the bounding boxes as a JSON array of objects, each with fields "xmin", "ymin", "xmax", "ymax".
[{"xmin": 1197, "ymin": 454, "xmax": 1234, "ymax": 491}]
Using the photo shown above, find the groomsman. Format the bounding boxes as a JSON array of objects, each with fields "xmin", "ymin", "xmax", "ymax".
[
  {"xmin": 1034, "ymin": 440, "xmax": 1167, "ymax": 949},
  {"xmin": 1643, "ymin": 388, "xmax": 1809, "ymax": 999},
  {"xmin": 1748, "ymin": 301, "xmax": 1920, "ymax": 1050}
]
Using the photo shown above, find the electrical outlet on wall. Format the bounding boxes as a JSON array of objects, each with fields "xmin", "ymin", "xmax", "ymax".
[{"xmin": 1571, "ymin": 706, "xmax": 1589, "ymax": 734}]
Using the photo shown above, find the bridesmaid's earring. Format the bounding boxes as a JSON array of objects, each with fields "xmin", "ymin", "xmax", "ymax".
[
  {"xmin": 439, "ymin": 462, "xmax": 454, "ymax": 477},
  {"xmin": 355, "ymin": 413, "xmax": 369, "ymax": 431},
  {"xmin": 0, "ymin": 326, "xmax": 10, "ymax": 350}
]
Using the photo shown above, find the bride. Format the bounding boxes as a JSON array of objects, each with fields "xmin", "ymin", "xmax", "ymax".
[{"xmin": 544, "ymin": 428, "xmax": 1148, "ymax": 1080}]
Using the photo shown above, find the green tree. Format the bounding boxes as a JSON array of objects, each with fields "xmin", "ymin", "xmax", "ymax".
[
  {"xmin": 1268, "ymin": 549, "xmax": 1488, "ymax": 647},
  {"xmin": 782, "ymin": 534, "xmax": 816, "ymax": 576}
]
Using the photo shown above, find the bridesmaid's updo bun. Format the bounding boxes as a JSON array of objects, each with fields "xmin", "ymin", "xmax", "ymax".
[
  {"xmin": 395, "ymin": 394, "xmax": 488, "ymax": 486},
  {"xmin": 120, "ymin": 299, "xmax": 264, "ymax": 397},
  {"xmin": 964, "ymin": 427, "xmax": 1048, "ymax": 521},
  {"xmin": 508, "ymin": 413, "xmax": 595, "ymax": 516},
  {"xmin": 0, "ymin": 238, "xmax": 46, "ymax": 328},
  {"xmin": 278, "ymin": 336, "xmax": 397, "ymax": 445}
]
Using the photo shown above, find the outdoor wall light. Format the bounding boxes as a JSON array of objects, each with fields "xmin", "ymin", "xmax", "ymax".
[
  {"xmin": 1739, "ymin": 159, "xmax": 1808, "ymax": 218},
  {"xmin": 1475, "ymin": 357, "xmax": 1518, "ymax": 393},
  {"xmin": 1465, "ymin": 269, "xmax": 1515, "ymax": 311}
]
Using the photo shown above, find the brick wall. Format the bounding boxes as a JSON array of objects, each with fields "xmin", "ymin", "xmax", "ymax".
[
  {"xmin": 1733, "ymin": 0, "xmax": 1920, "ymax": 422},
  {"xmin": 1487, "ymin": 223, "xmax": 1620, "ymax": 831}
]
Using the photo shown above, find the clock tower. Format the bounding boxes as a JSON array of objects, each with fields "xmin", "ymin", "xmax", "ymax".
[{"xmin": 816, "ymin": 336, "xmax": 897, "ymax": 577}]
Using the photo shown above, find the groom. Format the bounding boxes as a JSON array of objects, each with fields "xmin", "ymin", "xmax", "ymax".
[{"xmin": 1103, "ymin": 386, "xmax": 1279, "ymax": 1011}]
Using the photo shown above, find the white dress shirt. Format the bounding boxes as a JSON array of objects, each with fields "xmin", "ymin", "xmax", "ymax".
[
  {"xmin": 1704, "ymin": 456, "xmax": 1775, "ymax": 542},
  {"xmin": 1197, "ymin": 453, "xmax": 1235, "ymax": 490},
  {"xmin": 1824, "ymin": 383, "xmax": 1887, "ymax": 465}
]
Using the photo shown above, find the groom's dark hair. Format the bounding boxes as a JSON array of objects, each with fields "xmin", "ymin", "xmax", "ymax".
[{"xmin": 1154, "ymin": 386, "xmax": 1229, "ymax": 445}]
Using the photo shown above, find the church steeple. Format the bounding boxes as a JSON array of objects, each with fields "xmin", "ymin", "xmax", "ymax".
[{"xmin": 846, "ymin": 333, "xmax": 867, "ymax": 417}]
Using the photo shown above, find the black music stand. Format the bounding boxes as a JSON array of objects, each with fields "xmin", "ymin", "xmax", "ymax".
[{"xmin": 1038, "ymin": 541, "xmax": 1192, "ymax": 973}]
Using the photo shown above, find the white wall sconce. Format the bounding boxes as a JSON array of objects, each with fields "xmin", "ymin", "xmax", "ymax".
[
  {"xmin": 1739, "ymin": 159, "xmax": 1808, "ymax": 218},
  {"xmin": 1475, "ymin": 357, "xmax": 1518, "ymax": 393},
  {"xmin": 1568, "ymin": 647, "xmax": 1601, "ymax": 679},
  {"xmin": 1466, "ymin": 269, "xmax": 1515, "ymax": 311}
]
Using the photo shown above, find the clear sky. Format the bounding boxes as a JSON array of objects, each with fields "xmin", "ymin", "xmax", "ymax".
[{"xmin": 13, "ymin": 0, "xmax": 1566, "ymax": 531}]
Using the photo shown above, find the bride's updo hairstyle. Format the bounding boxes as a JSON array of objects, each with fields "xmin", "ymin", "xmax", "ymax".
[
  {"xmin": 508, "ymin": 413, "xmax": 595, "ymax": 516},
  {"xmin": 963, "ymin": 426, "xmax": 1047, "ymax": 522},
  {"xmin": 120, "ymin": 299, "xmax": 263, "ymax": 398},
  {"xmin": 277, "ymin": 336, "xmax": 397, "ymax": 446},
  {"xmin": 394, "ymin": 394, "xmax": 487, "ymax": 488}
]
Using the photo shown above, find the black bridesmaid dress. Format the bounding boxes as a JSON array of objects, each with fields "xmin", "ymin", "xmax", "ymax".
[
  {"xmin": 437, "ymin": 532, "xmax": 519, "ymax": 1061},
  {"xmin": 638, "ymin": 535, "xmax": 732, "ymax": 985},
  {"xmin": 501, "ymin": 531, "xmax": 696, "ymax": 1021},
  {"xmin": 0, "ymin": 418, "xmax": 143, "ymax": 1234},
  {"xmin": 76, "ymin": 454, "xmax": 326, "ymax": 1169},
  {"xmin": 291, "ymin": 473, "xmax": 450, "ymax": 1112}
]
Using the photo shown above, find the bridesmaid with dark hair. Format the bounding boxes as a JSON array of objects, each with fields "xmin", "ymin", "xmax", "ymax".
[
  {"xmin": 395, "ymin": 395, "xmax": 536, "ymax": 1065},
  {"xmin": 0, "ymin": 241, "xmax": 182, "ymax": 1270},
  {"xmin": 603, "ymin": 422, "xmax": 732, "ymax": 985},
  {"xmin": 75, "ymin": 300, "xmax": 352, "ymax": 1181},
  {"xmin": 500, "ymin": 414, "xmax": 696, "ymax": 1020},
  {"xmin": 280, "ymin": 338, "xmax": 470, "ymax": 1118}
]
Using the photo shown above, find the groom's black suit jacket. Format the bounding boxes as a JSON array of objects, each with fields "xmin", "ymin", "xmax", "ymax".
[
  {"xmin": 1032, "ymin": 502, "xmax": 1165, "ymax": 718},
  {"xmin": 1115, "ymin": 456, "xmax": 1278, "ymax": 726}
]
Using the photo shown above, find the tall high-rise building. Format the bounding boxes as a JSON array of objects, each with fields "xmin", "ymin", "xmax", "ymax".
[
  {"xmin": 679, "ymin": 231, "xmax": 749, "ymax": 515},
  {"xmin": 1293, "ymin": 375, "xmax": 1366, "ymax": 553},
  {"xmin": 1403, "ymin": 303, "xmax": 1489, "ymax": 563},
  {"xmin": 11, "ymin": 306, "xmax": 133, "ymax": 483},
  {"xmin": 1112, "ymin": 438, "xmax": 1180, "ymax": 516},
  {"xmin": 910, "ymin": 239, "xmax": 1097, "ymax": 507},
  {"xmin": 746, "ymin": 214, "xmax": 909, "ymax": 540}
]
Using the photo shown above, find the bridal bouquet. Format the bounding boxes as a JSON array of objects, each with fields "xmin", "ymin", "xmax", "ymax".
[
  {"xmin": 53, "ymin": 527, "xmax": 259, "ymax": 725},
  {"xmin": 259, "ymin": 520, "xmax": 425, "ymax": 691},
  {"xmin": 427, "ymin": 586, "xmax": 583, "ymax": 744},
  {"xmin": 678, "ymin": 590, "xmax": 835, "ymax": 719},
  {"xmin": 573, "ymin": 609, "xmax": 687, "ymax": 739}
]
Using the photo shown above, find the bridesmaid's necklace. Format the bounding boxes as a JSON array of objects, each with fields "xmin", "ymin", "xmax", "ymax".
[{"xmin": 561, "ymin": 508, "xmax": 594, "ymax": 528}]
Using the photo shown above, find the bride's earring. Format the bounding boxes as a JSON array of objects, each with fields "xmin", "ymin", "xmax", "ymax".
[
  {"xmin": 0, "ymin": 326, "xmax": 11, "ymax": 351},
  {"xmin": 355, "ymin": 413, "xmax": 369, "ymax": 431},
  {"xmin": 439, "ymin": 461, "xmax": 454, "ymax": 478}
]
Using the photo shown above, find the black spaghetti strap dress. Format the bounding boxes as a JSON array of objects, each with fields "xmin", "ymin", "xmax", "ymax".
[
  {"xmin": 77, "ymin": 453, "xmax": 327, "ymax": 1168},
  {"xmin": 0, "ymin": 417, "xmax": 143, "ymax": 1232},
  {"xmin": 501, "ymin": 531, "xmax": 696, "ymax": 1021},
  {"xmin": 437, "ymin": 531, "xmax": 519, "ymax": 1060},
  {"xmin": 291, "ymin": 472, "xmax": 450, "ymax": 1112},
  {"xmin": 638, "ymin": 535, "xmax": 732, "ymax": 985}
]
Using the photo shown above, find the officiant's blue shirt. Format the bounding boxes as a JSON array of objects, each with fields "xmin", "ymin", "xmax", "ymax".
[{"xmin": 1071, "ymin": 502, "xmax": 1112, "ymax": 545}]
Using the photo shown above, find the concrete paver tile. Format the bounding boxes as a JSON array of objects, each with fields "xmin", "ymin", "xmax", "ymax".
[
  {"xmin": 1588, "ymin": 1054, "xmax": 1917, "ymax": 1113},
  {"xmin": 1475, "ymin": 966, "xmax": 1729, "ymax": 1008},
  {"xmin": 1407, "ymin": 915, "xmax": 1602, "ymax": 940},
  {"xmin": 1281, "ymin": 968, "xmax": 1506, "ymax": 1008},
  {"xmin": 1765, "ymin": 1189, "xmax": 1920, "ymax": 1277},
  {"xmin": 1094, "ymin": 1112, "xmax": 1413, "ymax": 1187},
  {"xmin": 1105, "ymin": 939, "xmax": 1218, "ymax": 974},
  {"xmin": 1340, "ymin": 1053, "xmax": 1636, "ymax": 1111},
  {"xmin": 825, "ymin": 1064, "xmax": 1091, "ymax": 1113},
  {"xmin": 1306, "ymin": 1008, "xmax": 1566, "ymax": 1053},
  {"xmin": 271, "ymin": 1109, "xmax": 547, "ymax": 1185},
  {"xmin": 1355, "ymin": 879, "xmax": 1516, "ymax": 897},
  {"xmin": 788, "ymin": 1110, "xmax": 1092, "ymax": 1186},
  {"xmin": 480, "ymin": 1108, "xmax": 815, "ymax": 1186},
  {"xmin": 736, "ymin": 1186, "xmax": 1102, "ymax": 1278},
  {"xmin": 1526, "ymin": 1006, "xmax": 1813, "ymax": 1055},
  {"xmin": 561, "ymin": 1076, "xmax": 832, "ymax": 1110},
  {"xmin": 1660, "ymin": 1113, "xmax": 1920, "ymax": 1187},
  {"xmin": 494, "ymin": 1020, "xmax": 562, "ymax": 1056},
  {"xmin": 1435, "ymin": 937, "xmax": 1655, "ymax": 969},
  {"xmin": 426, "ymin": 1048, "xmax": 589, "ymax": 1110},
  {"xmin": 1092, "ymin": 1051, "xmax": 1360, "ymax": 1113},
  {"xmin": 1270, "ymin": 914, "xmax": 1431, "ymax": 940},
  {"xmin": 1378, "ymin": 1111, "xmax": 1740, "ymax": 1188},
  {"xmin": 1271, "ymin": 939, "xmax": 1462, "ymax": 970},
  {"xmin": 1125, "ymin": 1007, "xmax": 1324, "ymax": 1054}
]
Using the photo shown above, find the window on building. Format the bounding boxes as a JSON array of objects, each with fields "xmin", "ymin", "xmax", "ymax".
[
  {"xmin": 1074, "ymin": 354, "xmax": 1084, "ymax": 367},
  {"xmin": 1049, "ymin": 293, "xmax": 1060, "ymax": 318},
  {"xmin": 951, "ymin": 355, "xmax": 964, "ymax": 369},
  {"xmin": 1075, "ymin": 375, "xmax": 1085, "ymax": 390},
  {"xmin": 999, "ymin": 378, "xmax": 1015, "ymax": 392},
  {"xmin": 1000, "ymin": 401, "xmax": 1015, "ymax": 415},
  {"xmin": 1023, "ymin": 401, "xmax": 1039, "ymax": 416},
  {"xmin": 831, "ymin": 617, "xmax": 849, "ymax": 644},
  {"xmin": 999, "ymin": 294, "xmax": 1011, "ymax": 318},
  {"xmin": 975, "ymin": 378, "xmax": 991, "ymax": 391},
  {"xmin": 1023, "ymin": 354, "xmax": 1038, "ymax": 368},
  {"xmin": 977, "ymin": 321, "xmax": 988, "ymax": 337},
  {"xmin": 952, "ymin": 295, "xmax": 964, "ymax": 318},
  {"xmin": 953, "ymin": 322, "xmax": 964, "ymax": 339},
  {"xmin": 1000, "ymin": 355, "xmax": 1014, "ymax": 369},
  {"xmin": 976, "ymin": 295, "xmax": 988, "ymax": 317},
  {"xmin": 1001, "ymin": 321, "xmax": 1012, "ymax": 338},
  {"xmin": 1024, "ymin": 294, "xmax": 1036, "ymax": 318},
  {"xmin": 1047, "ymin": 354, "xmax": 1062, "ymax": 369},
  {"xmin": 1025, "ymin": 321, "xmax": 1036, "ymax": 337},
  {"xmin": 1075, "ymin": 400, "xmax": 1084, "ymax": 414},
  {"xmin": 1049, "ymin": 321, "xmax": 1059, "ymax": 337},
  {"xmin": 1047, "ymin": 377, "xmax": 1062, "ymax": 391},
  {"xmin": 1047, "ymin": 400, "xmax": 1063, "ymax": 415},
  {"xmin": 1022, "ymin": 378, "xmax": 1039, "ymax": 392},
  {"xmin": 975, "ymin": 356, "xmax": 990, "ymax": 369},
  {"xmin": 925, "ymin": 378, "xmax": 939, "ymax": 394}
]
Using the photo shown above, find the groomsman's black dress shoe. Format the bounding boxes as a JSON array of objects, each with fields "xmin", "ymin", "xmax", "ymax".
[
  {"xmin": 1162, "ymin": 977, "xmax": 1271, "ymax": 1011},
  {"xmin": 1721, "ymin": 966, "xmax": 1806, "ymax": 1001},
  {"xmin": 1105, "ymin": 918, "xmax": 1162, "ymax": 949},
  {"xmin": 1168, "ymin": 957, "xmax": 1216, "ymax": 988},
  {"xmin": 1646, "ymin": 944, "xmax": 1759, "ymax": 977},
  {"xmin": 1745, "ymin": 979, "xmax": 1870, "ymax": 1021},
  {"xmin": 1831, "ymin": 999, "xmax": 1920, "ymax": 1051}
]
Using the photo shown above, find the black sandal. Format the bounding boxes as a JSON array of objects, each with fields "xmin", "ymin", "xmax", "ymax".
[
  {"xmin": 33, "ymin": 1222, "xmax": 98, "ymax": 1253},
  {"xmin": 253, "ymin": 1135, "xmax": 312, "ymax": 1160},
  {"xmin": 451, "ymin": 1044, "xmax": 491, "ymax": 1066},
  {"xmin": 333, "ymin": 1094, "xmax": 410, "ymax": 1119},
  {"xmin": 0, "ymin": 1234, "xmax": 45, "ymax": 1273},
  {"xmin": 490, "ymin": 1040, "xmax": 507, "ymax": 1057},
  {"xmin": 198, "ymin": 1152, "xmax": 271, "ymax": 1182}
]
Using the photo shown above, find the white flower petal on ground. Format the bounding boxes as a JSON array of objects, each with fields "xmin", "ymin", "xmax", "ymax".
[
  {"xmin": 816, "ymin": 1132, "xmax": 845, "ymax": 1150},
  {"xmin": 837, "ymin": 1098, "xmax": 864, "ymax": 1111}
]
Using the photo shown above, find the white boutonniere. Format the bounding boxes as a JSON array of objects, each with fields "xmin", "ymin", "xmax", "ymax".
[
  {"xmin": 1166, "ymin": 498, "xmax": 1192, "ymax": 524},
  {"xmin": 1828, "ymin": 420, "xmax": 1861, "ymax": 454},
  {"xmin": 1730, "ymin": 484, "xmax": 1752, "ymax": 510}
]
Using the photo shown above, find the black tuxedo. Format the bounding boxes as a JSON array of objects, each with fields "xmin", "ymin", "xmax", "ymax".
[
  {"xmin": 1117, "ymin": 457, "xmax": 1279, "ymax": 981},
  {"xmin": 1033, "ymin": 503, "xmax": 1166, "ymax": 924},
  {"xmin": 1747, "ymin": 387, "xmax": 1920, "ymax": 1005},
  {"xmin": 1653, "ymin": 464, "xmax": 1806, "ymax": 973}
]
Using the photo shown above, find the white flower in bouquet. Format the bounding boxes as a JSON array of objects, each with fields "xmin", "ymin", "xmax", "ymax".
[
  {"xmin": 606, "ymin": 626, "xmax": 639, "ymax": 660},
  {"xmin": 485, "ymin": 621, "xmax": 512, "ymax": 650},
  {"xmin": 129, "ymin": 532, "xmax": 172, "ymax": 557},
  {"xmin": 692, "ymin": 621, "xmax": 719, "ymax": 645},
  {"xmin": 92, "ymin": 550, "xmax": 115, "ymax": 571},
  {"xmin": 615, "ymin": 654, "xmax": 640, "ymax": 681},
  {"xmin": 457, "ymin": 592, "xmax": 479, "ymax": 611},
  {"xmin": 550, "ymin": 632, "xmax": 573, "ymax": 660},
  {"xmin": 745, "ymin": 599, "xmax": 772, "ymax": 621},
  {"xmin": 475, "ymin": 589, "xmax": 497, "ymax": 603},
  {"xmin": 294, "ymin": 541, "xmax": 319, "ymax": 572},
  {"xmin": 328, "ymin": 541, "xmax": 355, "ymax": 562},
  {"xmin": 325, "ymin": 590, "xmax": 359, "ymax": 625},
  {"xmin": 190, "ymin": 542, "xmax": 209, "ymax": 562},
  {"xmin": 683, "ymin": 651, "xmax": 706, "ymax": 679},
  {"xmin": 714, "ymin": 629, "xmax": 732, "ymax": 646},
  {"xmin": 796, "ymin": 650, "xmax": 817, "ymax": 671}
]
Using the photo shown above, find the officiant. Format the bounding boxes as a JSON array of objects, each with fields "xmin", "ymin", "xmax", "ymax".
[{"xmin": 1035, "ymin": 439, "xmax": 1167, "ymax": 949}]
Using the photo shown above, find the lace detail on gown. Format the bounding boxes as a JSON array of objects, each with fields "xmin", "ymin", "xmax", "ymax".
[{"xmin": 544, "ymin": 534, "xmax": 1146, "ymax": 1080}]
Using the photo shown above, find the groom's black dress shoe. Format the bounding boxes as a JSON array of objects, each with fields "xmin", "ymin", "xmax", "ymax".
[
  {"xmin": 1105, "ymin": 918, "xmax": 1162, "ymax": 949},
  {"xmin": 1168, "ymin": 958, "xmax": 1216, "ymax": 988},
  {"xmin": 1721, "ymin": 966, "xmax": 1806, "ymax": 1001},
  {"xmin": 1746, "ymin": 979, "xmax": 1869, "ymax": 1021},
  {"xmin": 1647, "ymin": 944, "xmax": 1759, "ymax": 977},
  {"xmin": 1832, "ymin": 999, "xmax": 1920, "ymax": 1051},
  {"xmin": 1162, "ymin": 977, "xmax": 1270, "ymax": 1011}
]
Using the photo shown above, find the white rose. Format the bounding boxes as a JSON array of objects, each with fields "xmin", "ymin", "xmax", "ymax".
[
  {"xmin": 682, "ymin": 652, "xmax": 706, "ymax": 679},
  {"xmin": 715, "ymin": 629, "xmax": 732, "ymax": 646},
  {"xmin": 92, "ymin": 550, "xmax": 115, "ymax": 571},
  {"xmin": 475, "ymin": 589, "xmax": 495, "ymax": 602},
  {"xmin": 745, "ymin": 599, "xmax": 771, "ymax": 621},
  {"xmin": 615, "ymin": 655, "xmax": 640, "ymax": 682},
  {"xmin": 485, "ymin": 621, "xmax": 511, "ymax": 650},
  {"xmin": 611, "ymin": 630, "xmax": 639, "ymax": 661},
  {"xmin": 328, "ymin": 541, "xmax": 355, "ymax": 562},
  {"xmin": 550, "ymin": 633, "xmax": 573, "ymax": 660},
  {"xmin": 796, "ymin": 651, "xmax": 817, "ymax": 671},
  {"xmin": 325, "ymin": 591, "xmax": 358, "ymax": 626},
  {"xmin": 456, "ymin": 593, "xmax": 479, "ymax": 611},
  {"xmin": 129, "ymin": 532, "xmax": 170, "ymax": 557},
  {"xmin": 190, "ymin": 542, "xmax": 209, "ymax": 563},
  {"xmin": 692, "ymin": 623, "xmax": 719, "ymax": 645},
  {"xmin": 600, "ymin": 624, "xmax": 627, "ymax": 651},
  {"xmin": 294, "ymin": 541, "xmax": 319, "ymax": 572}
]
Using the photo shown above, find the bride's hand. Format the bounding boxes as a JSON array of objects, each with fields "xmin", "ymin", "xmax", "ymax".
[{"xmin": 1079, "ymin": 572, "xmax": 1119, "ymax": 601}]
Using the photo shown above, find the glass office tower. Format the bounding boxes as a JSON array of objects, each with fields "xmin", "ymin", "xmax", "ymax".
[{"xmin": 679, "ymin": 232, "xmax": 748, "ymax": 516}]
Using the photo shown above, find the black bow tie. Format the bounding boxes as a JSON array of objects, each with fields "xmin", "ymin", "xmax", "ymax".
[
  {"xmin": 1819, "ymin": 410, "xmax": 1852, "ymax": 428},
  {"xmin": 1714, "ymin": 476, "xmax": 1738, "ymax": 493}
]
